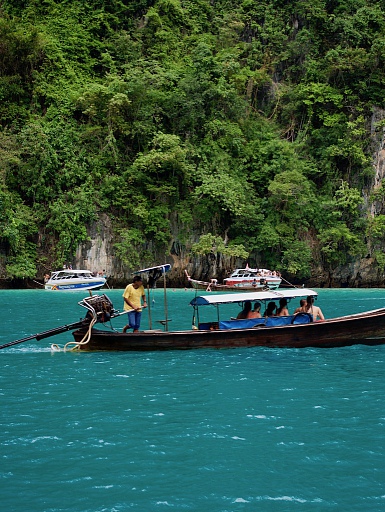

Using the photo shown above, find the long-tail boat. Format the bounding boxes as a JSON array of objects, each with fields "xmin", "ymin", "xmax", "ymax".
[{"xmin": 69, "ymin": 287, "xmax": 385, "ymax": 351}]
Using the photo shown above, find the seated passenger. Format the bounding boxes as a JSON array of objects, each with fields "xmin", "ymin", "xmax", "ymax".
[
  {"xmin": 294, "ymin": 299, "xmax": 306, "ymax": 314},
  {"xmin": 247, "ymin": 302, "xmax": 262, "ymax": 319},
  {"xmin": 237, "ymin": 300, "xmax": 252, "ymax": 319},
  {"xmin": 276, "ymin": 298, "xmax": 289, "ymax": 316},
  {"xmin": 305, "ymin": 296, "xmax": 325, "ymax": 321},
  {"xmin": 264, "ymin": 302, "xmax": 276, "ymax": 317}
]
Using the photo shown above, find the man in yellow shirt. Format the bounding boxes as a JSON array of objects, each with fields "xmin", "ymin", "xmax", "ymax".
[{"xmin": 122, "ymin": 276, "xmax": 147, "ymax": 333}]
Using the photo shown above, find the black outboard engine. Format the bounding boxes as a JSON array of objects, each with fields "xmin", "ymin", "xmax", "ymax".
[{"xmin": 78, "ymin": 294, "xmax": 117, "ymax": 323}]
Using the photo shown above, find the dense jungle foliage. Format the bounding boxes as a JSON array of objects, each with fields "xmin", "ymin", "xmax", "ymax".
[{"xmin": 1, "ymin": 0, "xmax": 385, "ymax": 279}]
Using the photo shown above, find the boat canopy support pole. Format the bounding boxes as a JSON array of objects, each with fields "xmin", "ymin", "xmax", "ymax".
[
  {"xmin": 147, "ymin": 286, "xmax": 152, "ymax": 330},
  {"xmin": 163, "ymin": 270, "xmax": 169, "ymax": 332},
  {"xmin": 192, "ymin": 305, "xmax": 199, "ymax": 329}
]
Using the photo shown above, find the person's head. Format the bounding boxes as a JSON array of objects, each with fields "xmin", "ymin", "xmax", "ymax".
[
  {"xmin": 253, "ymin": 302, "xmax": 261, "ymax": 312},
  {"xmin": 306, "ymin": 296, "xmax": 314, "ymax": 305},
  {"xmin": 279, "ymin": 298, "xmax": 288, "ymax": 307},
  {"xmin": 243, "ymin": 300, "xmax": 252, "ymax": 312},
  {"xmin": 300, "ymin": 299, "xmax": 306, "ymax": 307},
  {"xmin": 267, "ymin": 302, "xmax": 276, "ymax": 312},
  {"xmin": 132, "ymin": 275, "xmax": 143, "ymax": 288}
]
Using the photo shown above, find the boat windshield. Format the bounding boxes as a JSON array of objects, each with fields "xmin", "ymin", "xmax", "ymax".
[
  {"xmin": 51, "ymin": 271, "xmax": 94, "ymax": 280},
  {"xmin": 52, "ymin": 272, "xmax": 74, "ymax": 280}
]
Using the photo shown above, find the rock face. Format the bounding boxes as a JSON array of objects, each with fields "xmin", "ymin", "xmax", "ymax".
[
  {"xmin": 71, "ymin": 213, "xmax": 385, "ymax": 288},
  {"xmin": 73, "ymin": 214, "xmax": 124, "ymax": 283},
  {"xmin": 368, "ymin": 107, "xmax": 385, "ymax": 217},
  {"xmin": 299, "ymin": 258, "xmax": 383, "ymax": 288},
  {"xmin": 334, "ymin": 257, "xmax": 383, "ymax": 288},
  {"xmin": 71, "ymin": 216, "xmax": 240, "ymax": 288}
]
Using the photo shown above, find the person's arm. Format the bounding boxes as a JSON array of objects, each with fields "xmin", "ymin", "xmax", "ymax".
[
  {"xmin": 318, "ymin": 307, "xmax": 325, "ymax": 321},
  {"xmin": 142, "ymin": 293, "xmax": 147, "ymax": 308},
  {"xmin": 124, "ymin": 297, "xmax": 138, "ymax": 310}
]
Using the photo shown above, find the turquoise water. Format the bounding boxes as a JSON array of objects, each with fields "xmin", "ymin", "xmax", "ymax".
[{"xmin": 1, "ymin": 289, "xmax": 385, "ymax": 511}]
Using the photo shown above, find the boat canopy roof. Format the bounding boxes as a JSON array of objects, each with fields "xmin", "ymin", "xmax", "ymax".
[
  {"xmin": 133, "ymin": 264, "xmax": 171, "ymax": 288},
  {"xmin": 190, "ymin": 288, "xmax": 318, "ymax": 306},
  {"xmin": 133, "ymin": 264, "xmax": 171, "ymax": 275},
  {"xmin": 51, "ymin": 269, "xmax": 93, "ymax": 275}
]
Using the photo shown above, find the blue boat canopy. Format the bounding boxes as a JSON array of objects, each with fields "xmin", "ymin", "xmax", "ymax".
[{"xmin": 190, "ymin": 288, "xmax": 318, "ymax": 306}]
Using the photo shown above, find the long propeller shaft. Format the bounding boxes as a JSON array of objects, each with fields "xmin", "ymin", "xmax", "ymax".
[{"xmin": 0, "ymin": 320, "xmax": 88, "ymax": 350}]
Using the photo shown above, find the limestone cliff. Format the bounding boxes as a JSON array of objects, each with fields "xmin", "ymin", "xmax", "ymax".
[{"xmin": 69, "ymin": 216, "xmax": 384, "ymax": 289}]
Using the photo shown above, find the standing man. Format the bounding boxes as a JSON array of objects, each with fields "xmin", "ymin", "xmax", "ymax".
[{"xmin": 122, "ymin": 276, "xmax": 147, "ymax": 333}]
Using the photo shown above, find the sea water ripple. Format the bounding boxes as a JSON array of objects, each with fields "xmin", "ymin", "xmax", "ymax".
[{"xmin": 0, "ymin": 289, "xmax": 385, "ymax": 511}]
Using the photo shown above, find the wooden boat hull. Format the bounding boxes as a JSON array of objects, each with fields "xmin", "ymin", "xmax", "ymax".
[{"xmin": 73, "ymin": 308, "xmax": 385, "ymax": 351}]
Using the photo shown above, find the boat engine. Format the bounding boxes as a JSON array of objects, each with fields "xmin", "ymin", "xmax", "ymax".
[{"xmin": 79, "ymin": 294, "xmax": 117, "ymax": 323}]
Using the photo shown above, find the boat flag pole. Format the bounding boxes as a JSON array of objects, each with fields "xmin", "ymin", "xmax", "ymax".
[
  {"xmin": 133, "ymin": 264, "xmax": 171, "ymax": 332},
  {"xmin": 147, "ymin": 283, "xmax": 153, "ymax": 330},
  {"xmin": 163, "ymin": 266, "xmax": 169, "ymax": 331}
]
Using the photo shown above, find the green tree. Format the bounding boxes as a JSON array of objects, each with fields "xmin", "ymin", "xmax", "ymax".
[{"xmin": 191, "ymin": 233, "xmax": 248, "ymax": 259}]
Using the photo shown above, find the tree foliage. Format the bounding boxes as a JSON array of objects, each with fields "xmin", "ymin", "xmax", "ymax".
[
  {"xmin": 1, "ymin": 0, "xmax": 385, "ymax": 279},
  {"xmin": 191, "ymin": 233, "xmax": 248, "ymax": 259}
]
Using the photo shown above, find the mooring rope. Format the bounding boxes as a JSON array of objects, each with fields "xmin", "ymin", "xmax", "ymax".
[{"xmin": 280, "ymin": 276, "xmax": 303, "ymax": 288}]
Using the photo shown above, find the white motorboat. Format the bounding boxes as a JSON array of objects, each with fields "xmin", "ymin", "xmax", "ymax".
[
  {"xmin": 185, "ymin": 270, "xmax": 268, "ymax": 291},
  {"xmin": 44, "ymin": 269, "xmax": 106, "ymax": 291},
  {"xmin": 223, "ymin": 267, "xmax": 281, "ymax": 290}
]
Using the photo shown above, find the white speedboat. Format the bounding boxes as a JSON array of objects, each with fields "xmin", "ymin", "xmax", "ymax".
[
  {"xmin": 44, "ymin": 270, "xmax": 106, "ymax": 291},
  {"xmin": 185, "ymin": 270, "xmax": 268, "ymax": 291},
  {"xmin": 223, "ymin": 267, "xmax": 281, "ymax": 290}
]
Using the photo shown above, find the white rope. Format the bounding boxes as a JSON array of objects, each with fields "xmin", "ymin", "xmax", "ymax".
[{"xmin": 50, "ymin": 316, "xmax": 97, "ymax": 352}]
